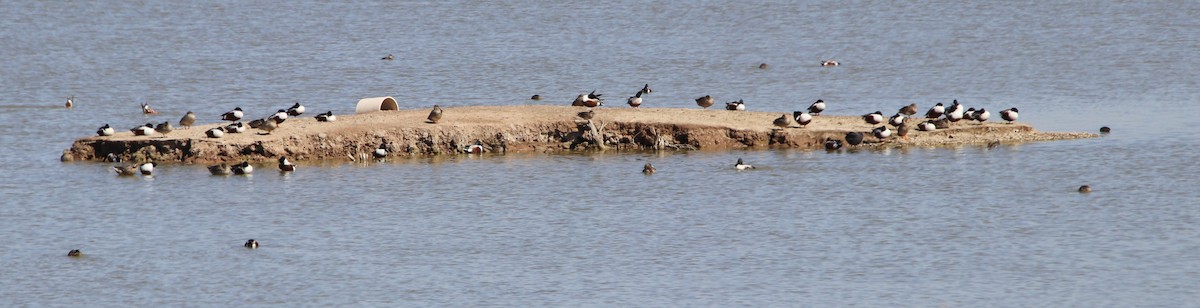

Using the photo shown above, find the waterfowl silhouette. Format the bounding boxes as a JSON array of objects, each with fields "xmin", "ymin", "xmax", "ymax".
[
  {"xmin": 640, "ymin": 84, "xmax": 652, "ymax": 94},
  {"xmin": 897, "ymin": 123, "xmax": 910, "ymax": 140},
  {"xmin": 627, "ymin": 91, "xmax": 643, "ymax": 108},
  {"xmin": 278, "ymin": 156, "xmax": 296, "ymax": 172},
  {"xmin": 113, "ymin": 164, "xmax": 139, "ymax": 176},
  {"xmin": 373, "ymin": 142, "xmax": 388, "ymax": 158},
  {"xmin": 793, "ymin": 112, "xmax": 813, "ymax": 127},
  {"xmin": 772, "ymin": 114, "xmax": 791, "ymax": 128},
  {"xmin": 1099, "ymin": 126, "xmax": 1111, "ymax": 134},
  {"xmin": 426, "ymin": 105, "xmax": 443, "ymax": 124},
  {"xmin": 824, "ymin": 137, "xmax": 843, "ymax": 150},
  {"xmin": 248, "ymin": 118, "xmax": 267, "ymax": 129},
  {"xmin": 67, "ymin": 249, "xmax": 82, "ymax": 257},
  {"xmin": 286, "ymin": 102, "xmax": 305, "ymax": 116},
  {"xmin": 758, "ymin": 63, "xmax": 769, "ymax": 69},
  {"xmin": 131, "ymin": 123, "xmax": 155, "ymax": 136},
  {"xmin": 179, "ymin": 111, "xmax": 196, "ymax": 129},
  {"xmin": 382, "ymin": 54, "xmax": 394, "ymax": 61},
  {"xmin": 917, "ymin": 121, "xmax": 937, "ymax": 131},
  {"xmin": 925, "ymin": 103, "xmax": 945, "ymax": 118},
  {"xmin": 257, "ymin": 118, "xmax": 277, "ymax": 135},
  {"xmin": 963, "ymin": 108, "xmax": 977, "ymax": 121},
  {"xmin": 530, "ymin": 94, "xmax": 541, "ymax": 100},
  {"xmin": 208, "ymin": 163, "xmax": 232, "ymax": 175},
  {"xmin": 231, "ymin": 162, "xmax": 254, "ymax": 175},
  {"xmin": 1000, "ymin": 108, "xmax": 1019, "ymax": 123},
  {"xmin": 899, "ymin": 103, "xmax": 918, "ymax": 116},
  {"xmin": 141, "ymin": 102, "xmax": 157, "ymax": 115},
  {"xmin": 97, "ymin": 124, "xmax": 115, "ymax": 136},
  {"xmin": 821, "ymin": 59, "xmax": 839, "ymax": 66},
  {"xmin": 845, "ymin": 132, "xmax": 864, "ymax": 146},
  {"xmin": 872, "ymin": 126, "xmax": 892, "ymax": 139},
  {"xmin": 315, "ymin": 110, "xmax": 336, "ymax": 122},
  {"xmin": 945, "ymin": 100, "xmax": 964, "ymax": 122},
  {"xmin": 973, "ymin": 108, "xmax": 990, "ymax": 124},
  {"xmin": 808, "ymin": 99, "xmax": 826, "ymax": 115},
  {"xmin": 154, "ymin": 121, "xmax": 173, "ymax": 138},
  {"xmin": 224, "ymin": 122, "xmax": 246, "ymax": 134},
  {"xmin": 221, "ymin": 107, "xmax": 244, "ymax": 121},
  {"xmin": 863, "ymin": 111, "xmax": 884, "ymax": 125},
  {"xmin": 642, "ymin": 163, "xmax": 656, "ymax": 174},
  {"xmin": 695, "ymin": 95, "xmax": 715, "ymax": 109},
  {"xmin": 735, "ymin": 158, "xmax": 755, "ymax": 170},
  {"xmin": 66, "ymin": 96, "xmax": 74, "ymax": 109},
  {"xmin": 888, "ymin": 113, "xmax": 906, "ymax": 127},
  {"xmin": 577, "ymin": 109, "xmax": 595, "ymax": 120},
  {"xmin": 270, "ymin": 109, "xmax": 288, "ymax": 124},
  {"xmin": 244, "ymin": 239, "xmax": 259, "ymax": 249},
  {"xmin": 725, "ymin": 99, "xmax": 746, "ymax": 111},
  {"xmin": 1078, "ymin": 185, "xmax": 1092, "ymax": 193}
]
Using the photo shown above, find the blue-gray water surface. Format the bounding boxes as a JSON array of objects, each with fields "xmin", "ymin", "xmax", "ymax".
[{"xmin": 2, "ymin": 1, "xmax": 1198, "ymax": 306}]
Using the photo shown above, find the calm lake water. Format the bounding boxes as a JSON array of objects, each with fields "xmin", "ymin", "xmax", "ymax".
[{"xmin": 2, "ymin": 1, "xmax": 1199, "ymax": 306}]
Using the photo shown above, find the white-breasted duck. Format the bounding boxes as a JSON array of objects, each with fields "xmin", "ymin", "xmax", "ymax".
[
  {"xmin": 945, "ymin": 100, "xmax": 964, "ymax": 122},
  {"xmin": 464, "ymin": 141, "xmax": 484, "ymax": 154},
  {"xmin": 66, "ymin": 96, "xmax": 74, "ymax": 109},
  {"xmin": 179, "ymin": 111, "xmax": 196, "ymax": 129},
  {"xmin": 141, "ymin": 102, "xmax": 157, "ymax": 115},
  {"xmin": 917, "ymin": 121, "xmax": 937, "ymax": 131},
  {"xmin": 427, "ymin": 105, "xmax": 443, "ymax": 124},
  {"xmin": 772, "ymin": 114, "xmax": 791, "ymax": 128},
  {"xmin": 642, "ymin": 163, "xmax": 656, "ymax": 174},
  {"xmin": 278, "ymin": 156, "xmax": 296, "ymax": 172},
  {"xmin": 845, "ymin": 132, "xmax": 864, "ymax": 146},
  {"xmin": 640, "ymin": 84, "xmax": 652, "ymax": 94},
  {"xmin": 725, "ymin": 99, "xmax": 746, "ymax": 111},
  {"xmin": 793, "ymin": 112, "xmax": 813, "ymax": 127},
  {"xmin": 131, "ymin": 123, "xmax": 155, "ymax": 136},
  {"xmin": 695, "ymin": 95, "xmax": 715, "ymax": 109},
  {"xmin": 973, "ymin": 108, "xmax": 990, "ymax": 124},
  {"xmin": 821, "ymin": 59, "xmax": 839, "ymax": 66},
  {"xmin": 872, "ymin": 126, "xmax": 892, "ymax": 139},
  {"xmin": 808, "ymin": 99, "xmax": 826, "ymax": 115},
  {"xmin": 735, "ymin": 158, "xmax": 755, "ymax": 170},
  {"xmin": 1000, "ymin": 108, "xmax": 1019, "ymax": 123},
  {"xmin": 138, "ymin": 162, "xmax": 157, "ymax": 175},
  {"xmin": 97, "ymin": 124, "xmax": 115, "ymax": 136},
  {"xmin": 206, "ymin": 127, "xmax": 225, "ymax": 138},
  {"xmin": 824, "ymin": 137, "xmax": 842, "ymax": 150},
  {"xmin": 373, "ymin": 142, "xmax": 388, "ymax": 158},
  {"xmin": 208, "ymin": 163, "xmax": 232, "ymax": 175},
  {"xmin": 925, "ymin": 103, "xmax": 945, "ymax": 118},
  {"xmin": 888, "ymin": 113, "xmax": 906, "ymax": 127},
  {"xmin": 244, "ymin": 239, "xmax": 259, "ymax": 249},
  {"xmin": 627, "ymin": 91, "xmax": 643, "ymax": 108},
  {"xmin": 225, "ymin": 122, "xmax": 246, "ymax": 134},
  {"xmin": 963, "ymin": 108, "xmax": 977, "ymax": 121},
  {"xmin": 286, "ymin": 102, "xmax": 305, "ymax": 116},
  {"xmin": 222, "ymin": 107, "xmax": 244, "ymax": 121},
  {"xmin": 572, "ymin": 90, "xmax": 603, "ymax": 107},
  {"xmin": 315, "ymin": 111, "xmax": 336, "ymax": 122},
  {"xmin": 863, "ymin": 111, "xmax": 884, "ymax": 125},
  {"xmin": 231, "ymin": 162, "xmax": 254, "ymax": 175},
  {"xmin": 270, "ymin": 109, "xmax": 288, "ymax": 124}
]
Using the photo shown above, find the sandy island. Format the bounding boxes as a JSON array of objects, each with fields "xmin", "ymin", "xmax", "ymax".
[{"xmin": 63, "ymin": 105, "xmax": 1097, "ymax": 163}]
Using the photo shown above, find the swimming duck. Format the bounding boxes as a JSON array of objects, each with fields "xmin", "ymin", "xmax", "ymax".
[
  {"xmin": 154, "ymin": 121, "xmax": 173, "ymax": 137},
  {"xmin": 772, "ymin": 114, "xmax": 791, "ymax": 128},
  {"xmin": 113, "ymin": 164, "xmax": 139, "ymax": 176},
  {"xmin": 725, "ymin": 99, "xmax": 746, "ymax": 111},
  {"xmin": 270, "ymin": 109, "xmax": 288, "ymax": 124},
  {"xmin": 224, "ymin": 122, "xmax": 246, "ymax": 134},
  {"xmin": 427, "ymin": 105, "xmax": 443, "ymax": 124},
  {"xmin": 244, "ymin": 239, "xmax": 259, "ymax": 249},
  {"xmin": 695, "ymin": 95, "xmax": 715, "ymax": 109},
  {"xmin": 793, "ymin": 112, "xmax": 813, "ymax": 127},
  {"xmin": 257, "ymin": 118, "xmax": 278, "ymax": 135},
  {"xmin": 627, "ymin": 91, "xmax": 643, "ymax": 108},
  {"xmin": 640, "ymin": 84, "xmax": 652, "ymax": 94},
  {"xmin": 97, "ymin": 124, "xmax": 115, "ymax": 136},
  {"xmin": 464, "ymin": 141, "xmax": 484, "ymax": 154},
  {"xmin": 278, "ymin": 156, "xmax": 296, "ymax": 172},
  {"xmin": 888, "ymin": 113, "xmax": 906, "ymax": 127},
  {"xmin": 382, "ymin": 54, "xmax": 394, "ymax": 61},
  {"xmin": 530, "ymin": 94, "xmax": 541, "ymax": 100},
  {"xmin": 916, "ymin": 121, "xmax": 937, "ymax": 131},
  {"xmin": 642, "ymin": 163, "xmax": 656, "ymax": 174},
  {"xmin": 735, "ymin": 158, "xmax": 755, "ymax": 170},
  {"xmin": 824, "ymin": 137, "xmax": 842, "ymax": 150},
  {"xmin": 845, "ymin": 132, "xmax": 864, "ymax": 146},
  {"xmin": 131, "ymin": 123, "xmax": 155, "ymax": 136},
  {"xmin": 577, "ymin": 109, "xmax": 595, "ymax": 120},
  {"xmin": 1078, "ymin": 185, "xmax": 1092, "ymax": 193},
  {"xmin": 872, "ymin": 126, "xmax": 892, "ymax": 139},
  {"xmin": 208, "ymin": 163, "xmax": 232, "ymax": 175},
  {"xmin": 1000, "ymin": 107, "xmax": 1019, "ymax": 123},
  {"xmin": 821, "ymin": 59, "xmax": 839, "ymax": 66},
  {"xmin": 139, "ymin": 162, "xmax": 157, "ymax": 175},
  {"xmin": 286, "ymin": 102, "xmax": 305, "ymax": 116},
  {"xmin": 973, "ymin": 108, "xmax": 990, "ymax": 124},
  {"xmin": 231, "ymin": 162, "xmax": 254, "ymax": 175},
  {"xmin": 808, "ymin": 99, "xmax": 826, "ymax": 115},
  {"xmin": 1099, "ymin": 126, "xmax": 1111, "ymax": 134},
  {"xmin": 179, "ymin": 111, "xmax": 196, "ymax": 129},
  {"xmin": 758, "ymin": 63, "xmax": 769, "ymax": 69},
  {"xmin": 66, "ymin": 96, "xmax": 74, "ymax": 109},
  {"xmin": 141, "ymin": 102, "xmax": 157, "ymax": 115},
  {"xmin": 222, "ymin": 107, "xmax": 244, "ymax": 121},
  {"xmin": 899, "ymin": 103, "xmax": 918, "ymax": 116},
  {"xmin": 373, "ymin": 142, "xmax": 388, "ymax": 158},
  {"xmin": 315, "ymin": 110, "xmax": 336, "ymax": 122},
  {"xmin": 67, "ymin": 249, "xmax": 82, "ymax": 257},
  {"xmin": 925, "ymin": 103, "xmax": 945, "ymax": 118},
  {"xmin": 862, "ymin": 111, "xmax": 884, "ymax": 125},
  {"xmin": 963, "ymin": 108, "xmax": 977, "ymax": 121}
]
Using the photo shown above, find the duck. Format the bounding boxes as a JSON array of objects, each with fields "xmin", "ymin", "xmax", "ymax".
[
  {"xmin": 772, "ymin": 114, "xmax": 791, "ymax": 128},
  {"xmin": 286, "ymin": 102, "xmax": 305, "ymax": 116},
  {"xmin": 807, "ymin": 99, "xmax": 826, "ymax": 115},
  {"xmin": 872, "ymin": 126, "xmax": 892, "ymax": 139},
  {"xmin": 141, "ymin": 102, "xmax": 157, "ymax": 115},
  {"xmin": 248, "ymin": 118, "xmax": 267, "ymax": 129},
  {"xmin": 640, "ymin": 84, "xmax": 652, "ymax": 94},
  {"xmin": 695, "ymin": 95, "xmax": 715, "ymax": 109},
  {"xmin": 138, "ymin": 162, "xmax": 157, "ymax": 175},
  {"xmin": 577, "ymin": 109, "xmax": 595, "ymax": 120},
  {"xmin": 131, "ymin": 123, "xmax": 155, "ymax": 136},
  {"xmin": 205, "ymin": 127, "xmax": 225, "ymax": 138},
  {"xmin": 179, "ymin": 111, "xmax": 196, "ymax": 129},
  {"xmin": 626, "ymin": 90, "xmax": 643, "ymax": 108},
  {"xmin": 963, "ymin": 108, "xmax": 977, "ymax": 121},
  {"xmin": 899, "ymin": 103, "xmax": 918, "ymax": 116},
  {"xmin": 925, "ymin": 103, "xmax": 945, "ymax": 118},
  {"xmin": 758, "ymin": 63, "xmax": 769, "ymax": 69},
  {"xmin": 793, "ymin": 111, "xmax": 813, "ymax": 127},
  {"xmin": 917, "ymin": 121, "xmax": 937, "ymax": 131},
  {"xmin": 1078, "ymin": 185, "xmax": 1092, "ymax": 193},
  {"xmin": 208, "ymin": 163, "xmax": 232, "ymax": 175},
  {"xmin": 845, "ymin": 132, "xmax": 864, "ymax": 146},
  {"xmin": 463, "ymin": 141, "xmax": 484, "ymax": 154},
  {"xmin": 931, "ymin": 118, "xmax": 950, "ymax": 129},
  {"xmin": 231, "ymin": 162, "xmax": 254, "ymax": 175},
  {"xmin": 97, "ymin": 124, "xmax": 115, "ymax": 136},
  {"xmin": 315, "ymin": 110, "xmax": 336, "ymax": 122},
  {"xmin": 725, "ymin": 99, "xmax": 746, "ymax": 111},
  {"xmin": 530, "ymin": 94, "xmax": 541, "ymax": 100},
  {"xmin": 270, "ymin": 109, "xmax": 288, "ymax": 124},
  {"xmin": 734, "ymin": 158, "xmax": 755, "ymax": 170},
  {"xmin": 1000, "ymin": 107, "xmax": 1019, "ymax": 123},
  {"xmin": 821, "ymin": 59, "xmax": 839, "ymax": 66},
  {"xmin": 382, "ymin": 54, "xmax": 394, "ymax": 61},
  {"xmin": 824, "ymin": 137, "xmax": 842, "ymax": 150},
  {"xmin": 642, "ymin": 163, "xmax": 656, "ymax": 174},
  {"xmin": 224, "ymin": 122, "xmax": 246, "ymax": 134},
  {"xmin": 154, "ymin": 121, "xmax": 173, "ymax": 137},
  {"xmin": 1100, "ymin": 126, "xmax": 1111, "ymax": 134},
  {"xmin": 244, "ymin": 239, "xmax": 259, "ymax": 249},
  {"xmin": 373, "ymin": 142, "xmax": 388, "ymax": 158},
  {"xmin": 112, "ymin": 164, "xmax": 139, "ymax": 176},
  {"xmin": 897, "ymin": 123, "xmax": 910, "ymax": 140},
  {"xmin": 278, "ymin": 156, "xmax": 296, "ymax": 172},
  {"xmin": 945, "ymin": 100, "xmax": 964, "ymax": 122},
  {"xmin": 888, "ymin": 113, "xmax": 906, "ymax": 127},
  {"xmin": 862, "ymin": 111, "xmax": 884, "ymax": 125},
  {"xmin": 257, "ymin": 118, "xmax": 278, "ymax": 135},
  {"xmin": 427, "ymin": 105, "xmax": 443, "ymax": 124},
  {"xmin": 67, "ymin": 249, "xmax": 82, "ymax": 257},
  {"xmin": 66, "ymin": 96, "xmax": 74, "ymax": 109},
  {"xmin": 572, "ymin": 90, "xmax": 603, "ymax": 107},
  {"xmin": 973, "ymin": 108, "xmax": 990, "ymax": 124},
  {"xmin": 221, "ymin": 107, "xmax": 244, "ymax": 121}
]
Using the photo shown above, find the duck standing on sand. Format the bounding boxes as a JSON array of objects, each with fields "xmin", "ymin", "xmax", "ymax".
[
  {"xmin": 695, "ymin": 95, "xmax": 715, "ymax": 109},
  {"xmin": 257, "ymin": 118, "xmax": 277, "ymax": 135},
  {"xmin": 627, "ymin": 90, "xmax": 643, "ymax": 108},
  {"xmin": 964, "ymin": 108, "xmax": 977, "ymax": 121},
  {"xmin": 427, "ymin": 105, "xmax": 443, "ymax": 124},
  {"xmin": 793, "ymin": 112, "xmax": 813, "ymax": 127},
  {"xmin": 872, "ymin": 126, "xmax": 892, "ymax": 139},
  {"xmin": 270, "ymin": 109, "xmax": 288, "ymax": 124},
  {"xmin": 917, "ymin": 121, "xmax": 937, "ymax": 131},
  {"xmin": 222, "ymin": 107, "xmax": 244, "ymax": 122},
  {"xmin": 925, "ymin": 103, "xmax": 945, "ymax": 119},
  {"xmin": 278, "ymin": 157, "xmax": 296, "ymax": 172},
  {"xmin": 642, "ymin": 163, "xmax": 656, "ymax": 174},
  {"xmin": 315, "ymin": 110, "xmax": 336, "ymax": 122},
  {"xmin": 231, "ymin": 162, "xmax": 254, "ymax": 175},
  {"xmin": 131, "ymin": 123, "xmax": 155, "ymax": 136},
  {"xmin": 735, "ymin": 158, "xmax": 755, "ymax": 170},
  {"xmin": 287, "ymin": 102, "xmax": 305, "ymax": 116},
  {"xmin": 897, "ymin": 123, "xmax": 910, "ymax": 140},
  {"xmin": 899, "ymin": 103, "xmax": 918, "ymax": 116},
  {"xmin": 577, "ymin": 109, "xmax": 595, "ymax": 120},
  {"xmin": 974, "ymin": 108, "xmax": 990, "ymax": 124},
  {"xmin": 725, "ymin": 99, "xmax": 746, "ymax": 111},
  {"xmin": 808, "ymin": 99, "xmax": 826, "ymax": 115},
  {"xmin": 772, "ymin": 114, "xmax": 791, "ymax": 128},
  {"xmin": 224, "ymin": 122, "xmax": 246, "ymax": 134},
  {"xmin": 179, "ymin": 111, "xmax": 196, "ymax": 129},
  {"xmin": 208, "ymin": 163, "xmax": 232, "ymax": 175},
  {"xmin": 1000, "ymin": 107, "xmax": 1018, "ymax": 123},
  {"xmin": 888, "ymin": 113, "xmax": 906, "ymax": 127},
  {"xmin": 945, "ymin": 100, "xmax": 964, "ymax": 123},
  {"xmin": 154, "ymin": 121, "xmax": 173, "ymax": 137},
  {"xmin": 141, "ymin": 102, "xmax": 157, "ymax": 115},
  {"xmin": 863, "ymin": 111, "xmax": 884, "ymax": 125},
  {"xmin": 97, "ymin": 124, "xmax": 115, "ymax": 136}
]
